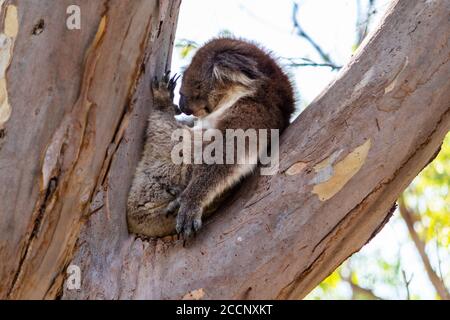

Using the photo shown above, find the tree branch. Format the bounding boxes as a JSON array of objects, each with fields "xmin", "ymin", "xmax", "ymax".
[
  {"xmin": 401, "ymin": 269, "xmax": 413, "ymax": 300},
  {"xmin": 291, "ymin": 2, "xmax": 341, "ymax": 70},
  {"xmin": 284, "ymin": 57, "xmax": 342, "ymax": 71},
  {"xmin": 398, "ymin": 198, "xmax": 450, "ymax": 300},
  {"xmin": 356, "ymin": 0, "xmax": 377, "ymax": 47},
  {"xmin": 341, "ymin": 273, "xmax": 383, "ymax": 300},
  {"xmin": 63, "ymin": 0, "xmax": 450, "ymax": 300}
]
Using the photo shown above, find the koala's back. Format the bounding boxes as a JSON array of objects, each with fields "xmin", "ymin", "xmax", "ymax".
[{"xmin": 127, "ymin": 110, "xmax": 190, "ymax": 238}]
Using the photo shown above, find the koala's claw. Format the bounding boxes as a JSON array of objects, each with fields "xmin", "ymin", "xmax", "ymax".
[
  {"xmin": 151, "ymin": 71, "xmax": 180, "ymax": 106},
  {"xmin": 175, "ymin": 204, "xmax": 203, "ymax": 238},
  {"xmin": 163, "ymin": 70, "xmax": 171, "ymax": 83},
  {"xmin": 168, "ymin": 74, "xmax": 180, "ymax": 93},
  {"xmin": 166, "ymin": 185, "xmax": 184, "ymax": 197},
  {"xmin": 164, "ymin": 198, "xmax": 180, "ymax": 217}
]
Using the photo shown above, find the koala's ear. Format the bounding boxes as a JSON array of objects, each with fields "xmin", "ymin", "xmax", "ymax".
[{"xmin": 212, "ymin": 52, "xmax": 264, "ymax": 86}]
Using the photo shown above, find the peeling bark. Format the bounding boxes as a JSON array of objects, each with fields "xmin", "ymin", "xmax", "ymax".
[{"xmin": 0, "ymin": 0, "xmax": 449, "ymax": 300}]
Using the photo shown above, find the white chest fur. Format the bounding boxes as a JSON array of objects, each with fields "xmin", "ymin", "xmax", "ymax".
[{"xmin": 193, "ymin": 86, "xmax": 253, "ymax": 130}]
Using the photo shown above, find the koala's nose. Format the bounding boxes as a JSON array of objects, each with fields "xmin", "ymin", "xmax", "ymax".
[{"xmin": 179, "ymin": 95, "xmax": 192, "ymax": 115}]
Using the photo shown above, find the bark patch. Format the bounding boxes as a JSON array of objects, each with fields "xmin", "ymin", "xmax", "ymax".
[
  {"xmin": 0, "ymin": 5, "xmax": 18, "ymax": 129},
  {"xmin": 285, "ymin": 161, "xmax": 307, "ymax": 175},
  {"xmin": 312, "ymin": 139, "xmax": 371, "ymax": 201},
  {"xmin": 182, "ymin": 288, "xmax": 205, "ymax": 300}
]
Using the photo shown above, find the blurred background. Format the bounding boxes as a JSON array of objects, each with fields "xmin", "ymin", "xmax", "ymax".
[{"xmin": 171, "ymin": 0, "xmax": 450, "ymax": 300}]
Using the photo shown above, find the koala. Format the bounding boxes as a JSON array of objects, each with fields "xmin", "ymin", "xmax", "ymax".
[
  {"xmin": 166, "ymin": 37, "xmax": 295, "ymax": 237},
  {"xmin": 127, "ymin": 73, "xmax": 192, "ymax": 238}
]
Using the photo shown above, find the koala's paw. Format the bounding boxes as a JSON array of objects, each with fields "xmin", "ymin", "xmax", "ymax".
[
  {"xmin": 175, "ymin": 201, "xmax": 203, "ymax": 238},
  {"xmin": 164, "ymin": 197, "xmax": 180, "ymax": 217},
  {"xmin": 151, "ymin": 71, "xmax": 180, "ymax": 107}
]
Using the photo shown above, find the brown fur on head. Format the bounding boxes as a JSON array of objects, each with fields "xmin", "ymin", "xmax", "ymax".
[{"xmin": 179, "ymin": 37, "xmax": 295, "ymax": 126}]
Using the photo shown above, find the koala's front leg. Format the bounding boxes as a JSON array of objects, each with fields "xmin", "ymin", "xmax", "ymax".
[
  {"xmin": 167, "ymin": 163, "xmax": 254, "ymax": 238},
  {"xmin": 151, "ymin": 71, "xmax": 180, "ymax": 112}
]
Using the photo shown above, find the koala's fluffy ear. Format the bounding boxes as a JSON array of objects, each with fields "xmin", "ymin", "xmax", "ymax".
[{"xmin": 212, "ymin": 52, "xmax": 265, "ymax": 87}]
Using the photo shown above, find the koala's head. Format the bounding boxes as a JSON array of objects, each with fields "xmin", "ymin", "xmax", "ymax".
[{"xmin": 179, "ymin": 38, "xmax": 265, "ymax": 117}]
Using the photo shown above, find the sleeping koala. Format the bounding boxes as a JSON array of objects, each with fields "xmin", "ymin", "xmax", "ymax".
[
  {"xmin": 128, "ymin": 38, "xmax": 295, "ymax": 239},
  {"xmin": 165, "ymin": 38, "xmax": 295, "ymax": 237}
]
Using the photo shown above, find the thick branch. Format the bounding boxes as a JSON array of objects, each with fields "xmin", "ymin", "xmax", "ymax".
[{"xmin": 63, "ymin": 0, "xmax": 450, "ymax": 300}]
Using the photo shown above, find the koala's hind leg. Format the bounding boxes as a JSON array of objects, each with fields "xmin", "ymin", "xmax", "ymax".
[{"xmin": 167, "ymin": 163, "xmax": 256, "ymax": 238}]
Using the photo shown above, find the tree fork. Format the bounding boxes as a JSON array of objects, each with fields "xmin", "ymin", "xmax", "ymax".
[{"xmin": 0, "ymin": 0, "xmax": 448, "ymax": 300}]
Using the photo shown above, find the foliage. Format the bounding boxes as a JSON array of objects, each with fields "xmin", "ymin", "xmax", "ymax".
[
  {"xmin": 175, "ymin": 39, "xmax": 198, "ymax": 59},
  {"xmin": 404, "ymin": 134, "xmax": 450, "ymax": 247}
]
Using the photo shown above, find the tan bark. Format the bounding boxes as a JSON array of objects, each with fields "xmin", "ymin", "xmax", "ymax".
[{"xmin": 0, "ymin": 0, "xmax": 449, "ymax": 300}]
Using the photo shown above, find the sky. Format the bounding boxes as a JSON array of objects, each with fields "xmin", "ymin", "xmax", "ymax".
[
  {"xmin": 172, "ymin": 0, "xmax": 391, "ymax": 103},
  {"xmin": 170, "ymin": 0, "xmax": 440, "ymax": 299}
]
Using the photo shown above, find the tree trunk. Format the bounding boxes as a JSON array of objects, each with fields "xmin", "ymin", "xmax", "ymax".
[
  {"xmin": 0, "ymin": 0, "xmax": 181, "ymax": 299},
  {"xmin": 1, "ymin": 0, "xmax": 449, "ymax": 300}
]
